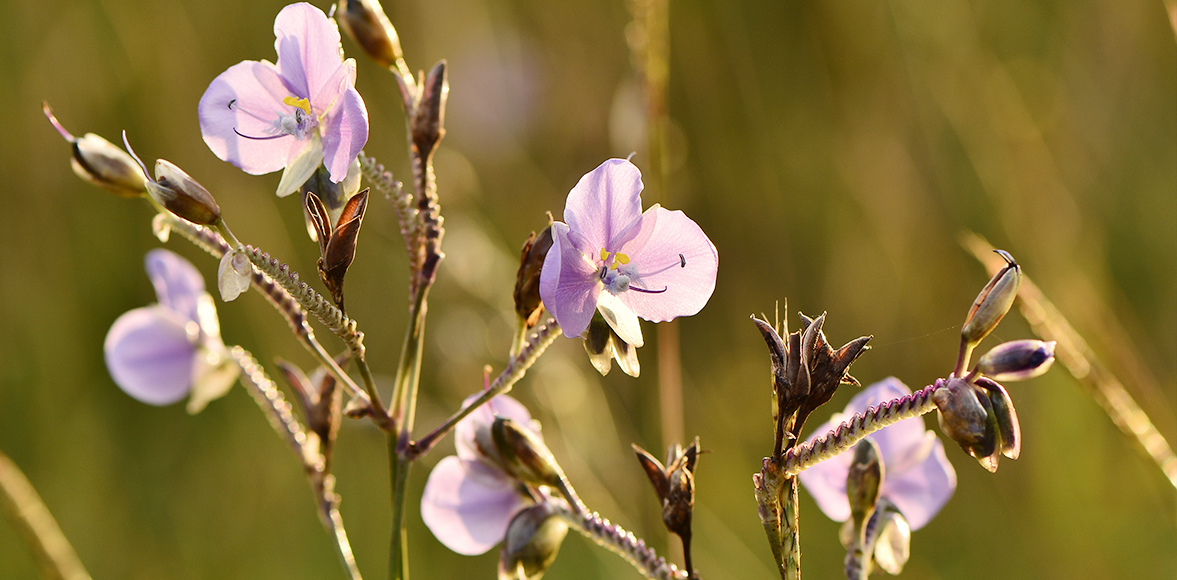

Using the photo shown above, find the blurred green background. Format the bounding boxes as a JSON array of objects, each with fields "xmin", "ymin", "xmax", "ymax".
[{"xmin": 2, "ymin": 0, "xmax": 1174, "ymax": 578}]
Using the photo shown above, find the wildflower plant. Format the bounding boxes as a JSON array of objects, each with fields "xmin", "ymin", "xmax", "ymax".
[{"xmin": 34, "ymin": 2, "xmax": 1072, "ymax": 580}]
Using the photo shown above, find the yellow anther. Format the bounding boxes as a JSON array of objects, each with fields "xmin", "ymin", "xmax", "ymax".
[
  {"xmin": 601, "ymin": 248, "xmax": 611, "ymax": 262},
  {"xmin": 615, "ymin": 253, "xmax": 630, "ymax": 265},
  {"xmin": 283, "ymin": 96, "xmax": 312, "ymax": 115}
]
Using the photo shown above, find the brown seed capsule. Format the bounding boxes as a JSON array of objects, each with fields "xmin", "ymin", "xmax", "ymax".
[
  {"xmin": 513, "ymin": 226, "xmax": 553, "ymax": 327},
  {"xmin": 961, "ymin": 250, "xmax": 1021, "ymax": 346}
]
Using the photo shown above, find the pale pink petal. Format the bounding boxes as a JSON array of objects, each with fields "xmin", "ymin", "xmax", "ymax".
[
  {"xmin": 320, "ymin": 81, "xmax": 368, "ymax": 182},
  {"xmin": 199, "ymin": 60, "xmax": 298, "ymax": 175},
  {"xmin": 144, "ymin": 249, "xmax": 206, "ymax": 325},
  {"xmin": 421, "ymin": 456, "xmax": 527, "ymax": 555},
  {"xmin": 883, "ymin": 438, "xmax": 955, "ymax": 531},
  {"xmin": 104, "ymin": 306, "xmax": 196, "ymax": 406},
  {"xmin": 456, "ymin": 393, "xmax": 534, "ymax": 463},
  {"xmin": 540, "ymin": 223, "xmax": 602, "ymax": 338},
  {"xmin": 563, "ymin": 159, "xmax": 644, "ymax": 252},
  {"xmin": 615, "ymin": 206, "xmax": 718, "ymax": 323},
  {"xmin": 273, "ymin": 3, "xmax": 345, "ymax": 104}
]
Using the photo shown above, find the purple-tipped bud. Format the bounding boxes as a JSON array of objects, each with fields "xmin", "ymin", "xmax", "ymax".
[
  {"xmin": 962, "ymin": 250, "xmax": 1021, "ymax": 346},
  {"xmin": 45, "ymin": 103, "xmax": 148, "ymax": 198},
  {"xmin": 846, "ymin": 439, "xmax": 883, "ymax": 527},
  {"xmin": 335, "ymin": 0, "xmax": 405, "ymax": 70},
  {"xmin": 123, "ymin": 133, "xmax": 221, "ymax": 226},
  {"xmin": 498, "ymin": 502, "xmax": 569, "ymax": 580},
  {"xmin": 486, "ymin": 417, "xmax": 565, "ymax": 488},
  {"xmin": 976, "ymin": 339, "xmax": 1056, "ymax": 381}
]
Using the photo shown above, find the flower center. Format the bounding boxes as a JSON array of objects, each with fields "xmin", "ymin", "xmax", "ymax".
[
  {"xmin": 228, "ymin": 95, "xmax": 317, "ymax": 141},
  {"xmin": 596, "ymin": 249, "xmax": 686, "ymax": 295}
]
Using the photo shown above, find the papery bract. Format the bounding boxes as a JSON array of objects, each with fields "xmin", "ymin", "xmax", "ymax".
[
  {"xmin": 539, "ymin": 159, "xmax": 717, "ymax": 347},
  {"xmin": 104, "ymin": 249, "xmax": 238, "ymax": 412},
  {"xmin": 421, "ymin": 394, "xmax": 539, "ymax": 555},
  {"xmin": 798, "ymin": 378, "xmax": 956, "ymax": 531},
  {"xmin": 198, "ymin": 2, "xmax": 369, "ymax": 196}
]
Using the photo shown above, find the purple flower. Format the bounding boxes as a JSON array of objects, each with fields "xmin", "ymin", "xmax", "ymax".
[
  {"xmin": 798, "ymin": 378, "xmax": 956, "ymax": 531},
  {"xmin": 198, "ymin": 3, "xmax": 369, "ymax": 197},
  {"xmin": 539, "ymin": 159, "xmax": 718, "ymax": 347},
  {"xmin": 104, "ymin": 249, "xmax": 239, "ymax": 413},
  {"xmin": 421, "ymin": 394, "xmax": 539, "ymax": 555}
]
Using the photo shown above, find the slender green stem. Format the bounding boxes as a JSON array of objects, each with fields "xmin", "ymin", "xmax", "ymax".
[
  {"xmin": 408, "ymin": 317, "xmax": 562, "ymax": 459},
  {"xmin": 0, "ymin": 450, "xmax": 92, "ymax": 580}
]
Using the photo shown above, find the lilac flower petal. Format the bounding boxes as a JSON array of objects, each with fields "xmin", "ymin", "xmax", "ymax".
[
  {"xmin": 198, "ymin": 60, "xmax": 298, "ymax": 175},
  {"xmin": 563, "ymin": 159, "xmax": 644, "ymax": 252},
  {"xmin": 145, "ymin": 249, "xmax": 206, "ymax": 325},
  {"xmin": 796, "ymin": 419, "xmax": 853, "ymax": 521},
  {"xmin": 275, "ymin": 134, "xmax": 323, "ymax": 197},
  {"xmin": 615, "ymin": 206, "xmax": 718, "ymax": 323},
  {"xmin": 273, "ymin": 3, "xmax": 346, "ymax": 106},
  {"xmin": 456, "ymin": 393, "xmax": 534, "ymax": 463},
  {"xmin": 596, "ymin": 291, "xmax": 643, "ymax": 347},
  {"xmin": 320, "ymin": 80, "xmax": 369, "ymax": 183},
  {"xmin": 104, "ymin": 306, "xmax": 197, "ymax": 406},
  {"xmin": 798, "ymin": 378, "xmax": 956, "ymax": 527},
  {"xmin": 540, "ymin": 223, "xmax": 602, "ymax": 339},
  {"xmin": 882, "ymin": 437, "xmax": 955, "ymax": 531},
  {"xmin": 421, "ymin": 456, "xmax": 527, "ymax": 555}
]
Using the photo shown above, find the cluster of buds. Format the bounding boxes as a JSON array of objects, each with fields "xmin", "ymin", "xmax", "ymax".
[
  {"xmin": 935, "ymin": 251, "xmax": 1055, "ymax": 471},
  {"xmin": 841, "ymin": 439, "xmax": 913, "ymax": 579},
  {"xmin": 753, "ymin": 311, "xmax": 872, "ymax": 457}
]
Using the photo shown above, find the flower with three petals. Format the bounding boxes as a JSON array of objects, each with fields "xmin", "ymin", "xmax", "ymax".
[
  {"xmin": 539, "ymin": 159, "xmax": 718, "ymax": 349},
  {"xmin": 198, "ymin": 2, "xmax": 369, "ymax": 196}
]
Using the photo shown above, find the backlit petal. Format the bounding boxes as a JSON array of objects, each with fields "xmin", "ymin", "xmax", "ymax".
[
  {"xmin": 596, "ymin": 291, "xmax": 643, "ymax": 347},
  {"xmin": 881, "ymin": 437, "xmax": 955, "ymax": 531},
  {"xmin": 145, "ymin": 248, "xmax": 206, "ymax": 325},
  {"xmin": 320, "ymin": 79, "xmax": 368, "ymax": 183},
  {"xmin": 540, "ymin": 223, "xmax": 602, "ymax": 339},
  {"xmin": 275, "ymin": 133, "xmax": 323, "ymax": 197},
  {"xmin": 273, "ymin": 3, "xmax": 346, "ymax": 104},
  {"xmin": 421, "ymin": 456, "xmax": 527, "ymax": 555},
  {"xmin": 563, "ymin": 159, "xmax": 643, "ymax": 252},
  {"xmin": 198, "ymin": 60, "xmax": 297, "ymax": 175},
  {"xmin": 104, "ymin": 306, "xmax": 197, "ymax": 406},
  {"xmin": 615, "ymin": 205, "xmax": 717, "ymax": 323}
]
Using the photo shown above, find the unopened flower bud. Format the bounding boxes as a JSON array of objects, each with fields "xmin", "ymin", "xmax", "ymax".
[
  {"xmin": 933, "ymin": 378, "xmax": 1000, "ymax": 471},
  {"xmin": 44, "ymin": 103, "xmax": 148, "ymax": 198},
  {"xmin": 123, "ymin": 132, "xmax": 221, "ymax": 225},
  {"xmin": 488, "ymin": 417, "xmax": 565, "ymax": 488},
  {"xmin": 871, "ymin": 509, "xmax": 911, "ymax": 575},
  {"xmin": 335, "ymin": 0, "xmax": 405, "ymax": 69},
  {"xmin": 514, "ymin": 226, "xmax": 553, "ymax": 328},
  {"xmin": 976, "ymin": 339, "xmax": 1056, "ymax": 381},
  {"xmin": 846, "ymin": 438, "xmax": 883, "ymax": 527},
  {"xmin": 498, "ymin": 502, "xmax": 569, "ymax": 580},
  {"xmin": 217, "ymin": 247, "xmax": 252, "ymax": 302},
  {"xmin": 976, "ymin": 377, "xmax": 1021, "ymax": 460},
  {"xmin": 961, "ymin": 250, "xmax": 1021, "ymax": 346}
]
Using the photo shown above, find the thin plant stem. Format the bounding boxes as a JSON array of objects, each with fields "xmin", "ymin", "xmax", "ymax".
[
  {"xmin": 0, "ymin": 450, "xmax": 92, "ymax": 580},
  {"xmin": 159, "ymin": 214, "xmax": 380, "ymax": 422},
  {"xmin": 232, "ymin": 347, "xmax": 364, "ymax": 580},
  {"xmin": 551, "ymin": 500, "xmax": 689, "ymax": 580},
  {"xmin": 408, "ymin": 317, "xmax": 562, "ymax": 459}
]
